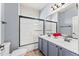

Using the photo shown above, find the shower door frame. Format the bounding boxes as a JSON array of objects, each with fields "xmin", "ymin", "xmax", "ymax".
[{"xmin": 19, "ymin": 15, "xmax": 45, "ymax": 47}]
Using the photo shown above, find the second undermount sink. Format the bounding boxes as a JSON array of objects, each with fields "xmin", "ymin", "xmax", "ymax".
[
  {"xmin": 61, "ymin": 34, "xmax": 78, "ymax": 42},
  {"xmin": 64, "ymin": 36, "xmax": 78, "ymax": 43}
]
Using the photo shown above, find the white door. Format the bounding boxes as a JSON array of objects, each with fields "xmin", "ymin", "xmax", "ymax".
[
  {"xmin": 0, "ymin": 3, "xmax": 1, "ymax": 55},
  {"xmin": 0, "ymin": 22, "xmax": 1, "ymax": 44},
  {"xmin": 0, "ymin": 22, "xmax": 1, "ymax": 56},
  {"xmin": 20, "ymin": 18, "xmax": 43, "ymax": 46},
  {"xmin": 0, "ymin": 3, "xmax": 1, "ymax": 44},
  {"xmin": 0, "ymin": 3, "xmax": 6, "ymax": 45}
]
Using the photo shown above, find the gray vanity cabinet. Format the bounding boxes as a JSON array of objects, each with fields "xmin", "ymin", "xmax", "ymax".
[
  {"xmin": 38, "ymin": 37, "xmax": 43, "ymax": 51},
  {"xmin": 62, "ymin": 48, "xmax": 78, "ymax": 56},
  {"xmin": 42, "ymin": 39, "xmax": 48, "ymax": 55},
  {"xmin": 48, "ymin": 42, "xmax": 58, "ymax": 56},
  {"xmin": 38, "ymin": 37, "xmax": 78, "ymax": 56},
  {"xmin": 58, "ymin": 47, "xmax": 78, "ymax": 56}
]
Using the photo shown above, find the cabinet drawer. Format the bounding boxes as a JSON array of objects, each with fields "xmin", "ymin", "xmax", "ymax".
[{"xmin": 48, "ymin": 41, "xmax": 57, "ymax": 47}]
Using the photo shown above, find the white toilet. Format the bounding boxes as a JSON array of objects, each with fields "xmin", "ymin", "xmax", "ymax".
[{"xmin": 2, "ymin": 42, "xmax": 27, "ymax": 56}]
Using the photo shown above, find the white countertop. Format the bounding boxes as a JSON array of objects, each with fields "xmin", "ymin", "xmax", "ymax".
[{"xmin": 39, "ymin": 35, "xmax": 79, "ymax": 54}]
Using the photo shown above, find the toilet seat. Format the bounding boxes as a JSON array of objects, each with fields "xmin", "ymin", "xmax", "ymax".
[{"xmin": 11, "ymin": 48, "xmax": 27, "ymax": 56}]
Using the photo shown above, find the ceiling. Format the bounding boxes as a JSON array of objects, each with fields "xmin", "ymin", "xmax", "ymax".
[{"xmin": 21, "ymin": 3, "xmax": 48, "ymax": 11}]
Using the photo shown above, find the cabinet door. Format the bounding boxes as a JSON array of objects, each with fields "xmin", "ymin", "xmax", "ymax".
[
  {"xmin": 62, "ymin": 48, "xmax": 78, "ymax": 56},
  {"xmin": 59, "ymin": 47, "xmax": 63, "ymax": 56},
  {"xmin": 48, "ymin": 42, "xmax": 58, "ymax": 56},
  {"xmin": 38, "ymin": 38, "xmax": 43, "ymax": 51},
  {"xmin": 42, "ymin": 39, "xmax": 48, "ymax": 55}
]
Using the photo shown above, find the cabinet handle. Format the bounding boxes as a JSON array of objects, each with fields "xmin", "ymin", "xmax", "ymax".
[
  {"xmin": 1, "ymin": 21, "xmax": 7, "ymax": 24},
  {"xmin": 60, "ymin": 48, "xmax": 62, "ymax": 50},
  {"xmin": 56, "ymin": 46, "xmax": 58, "ymax": 47}
]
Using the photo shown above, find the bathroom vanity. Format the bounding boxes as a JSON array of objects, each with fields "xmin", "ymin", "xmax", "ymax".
[
  {"xmin": 38, "ymin": 35, "xmax": 79, "ymax": 56},
  {"xmin": 38, "ymin": 3, "xmax": 79, "ymax": 56}
]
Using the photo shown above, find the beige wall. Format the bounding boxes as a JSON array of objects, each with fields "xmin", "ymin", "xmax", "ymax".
[{"xmin": 20, "ymin": 4, "xmax": 40, "ymax": 18}]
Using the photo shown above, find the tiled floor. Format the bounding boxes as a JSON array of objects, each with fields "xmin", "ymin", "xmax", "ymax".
[{"xmin": 25, "ymin": 49, "xmax": 44, "ymax": 56}]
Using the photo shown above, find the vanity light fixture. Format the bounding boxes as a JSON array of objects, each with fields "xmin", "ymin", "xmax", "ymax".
[{"xmin": 51, "ymin": 3, "xmax": 65, "ymax": 11}]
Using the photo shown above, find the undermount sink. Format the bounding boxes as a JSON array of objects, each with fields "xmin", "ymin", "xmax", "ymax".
[
  {"xmin": 64, "ymin": 37, "xmax": 72, "ymax": 42},
  {"xmin": 64, "ymin": 37, "xmax": 78, "ymax": 43},
  {"xmin": 62, "ymin": 35, "xmax": 78, "ymax": 42}
]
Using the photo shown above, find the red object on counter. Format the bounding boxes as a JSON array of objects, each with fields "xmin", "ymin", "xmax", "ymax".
[{"xmin": 52, "ymin": 33, "xmax": 61, "ymax": 37}]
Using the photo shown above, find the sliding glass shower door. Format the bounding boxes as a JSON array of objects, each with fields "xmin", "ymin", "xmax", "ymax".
[{"xmin": 20, "ymin": 17, "xmax": 43, "ymax": 46}]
